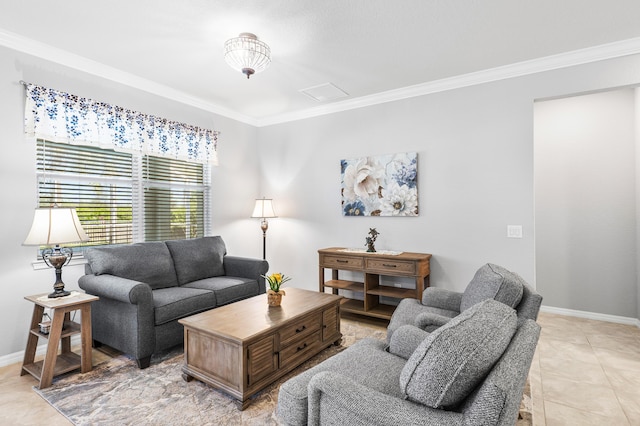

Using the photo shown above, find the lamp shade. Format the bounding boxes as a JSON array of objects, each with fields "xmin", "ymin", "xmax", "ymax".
[
  {"xmin": 251, "ymin": 198, "xmax": 277, "ymax": 219},
  {"xmin": 23, "ymin": 207, "xmax": 89, "ymax": 246},
  {"xmin": 224, "ymin": 33, "xmax": 271, "ymax": 79}
]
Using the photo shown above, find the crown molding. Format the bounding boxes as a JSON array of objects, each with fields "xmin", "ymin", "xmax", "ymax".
[
  {"xmin": 0, "ymin": 28, "xmax": 259, "ymax": 126},
  {"xmin": 257, "ymin": 36, "xmax": 640, "ymax": 126},
  {"xmin": 3, "ymin": 27, "xmax": 640, "ymax": 128}
]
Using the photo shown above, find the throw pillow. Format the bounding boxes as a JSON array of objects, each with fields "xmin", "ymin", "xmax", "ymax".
[
  {"xmin": 165, "ymin": 236, "xmax": 226, "ymax": 285},
  {"xmin": 459, "ymin": 263, "xmax": 524, "ymax": 312},
  {"xmin": 85, "ymin": 241, "xmax": 178, "ymax": 289},
  {"xmin": 398, "ymin": 299, "xmax": 517, "ymax": 409}
]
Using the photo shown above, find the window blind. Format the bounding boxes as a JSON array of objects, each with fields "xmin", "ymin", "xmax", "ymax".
[
  {"xmin": 143, "ymin": 156, "xmax": 206, "ymax": 241},
  {"xmin": 36, "ymin": 139, "xmax": 210, "ymax": 252}
]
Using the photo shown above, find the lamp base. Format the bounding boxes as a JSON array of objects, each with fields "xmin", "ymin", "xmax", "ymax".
[
  {"xmin": 48, "ymin": 288, "xmax": 71, "ymax": 298},
  {"xmin": 43, "ymin": 247, "xmax": 73, "ymax": 299}
]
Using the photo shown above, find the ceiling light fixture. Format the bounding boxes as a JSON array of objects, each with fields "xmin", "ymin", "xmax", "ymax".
[{"xmin": 224, "ymin": 33, "xmax": 271, "ymax": 79}]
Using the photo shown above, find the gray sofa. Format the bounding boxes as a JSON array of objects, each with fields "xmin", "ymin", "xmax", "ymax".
[
  {"xmin": 277, "ymin": 299, "xmax": 540, "ymax": 426},
  {"xmin": 387, "ymin": 263, "xmax": 542, "ymax": 342},
  {"xmin": 78, "ymin": 236, "xmax": 268, "ymax": 368}
]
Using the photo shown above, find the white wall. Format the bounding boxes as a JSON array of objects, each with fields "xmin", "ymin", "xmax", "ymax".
[
  {"xmin": 0, "ymin": 46, "xmax": 259, "ymax": 361},
  {"xmin": 3, "ymin": 46, "xmax": 640, "ymax": 361},
  {"xmin": 534, "ymin": 89, "xmax": 637, "ymax": 317},
  {"xmin": 636, "ymin": 89, "xmax": 640, "ymax": 320},
  {"xmin": 256, "ymin": 56, "xmax": 640, "ymax": 321}
]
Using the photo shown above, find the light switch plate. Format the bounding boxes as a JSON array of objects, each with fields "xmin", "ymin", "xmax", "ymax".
[{"xmin": 507, "ymin": 225, "xmax": 523, "ymax": 238}]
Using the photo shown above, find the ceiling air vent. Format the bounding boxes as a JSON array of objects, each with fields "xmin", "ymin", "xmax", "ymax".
[{"xmin": 299, "ymin": 83, "xmax": 349, "ymax": 102}]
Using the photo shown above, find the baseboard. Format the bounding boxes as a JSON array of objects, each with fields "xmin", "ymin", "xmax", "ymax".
[
  {"xmin": 541, "ymin": 305, "xmax": 640, "ymax": 328},
  {"xmin": 0, "ymin": 335, "xmax": 81, "ymax": 368}
]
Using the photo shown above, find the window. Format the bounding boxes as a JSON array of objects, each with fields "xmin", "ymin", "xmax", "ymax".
[{"xmin": 37, "ymin": 139, "xmax": 210, "ymax": 252}]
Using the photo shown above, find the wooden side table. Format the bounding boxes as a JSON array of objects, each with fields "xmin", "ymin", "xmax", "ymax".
[{"xmin": 21, "ymin": 292, "xmax": 98, "ymax": 389}]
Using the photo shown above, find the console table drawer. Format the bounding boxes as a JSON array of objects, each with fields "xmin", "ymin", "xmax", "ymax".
[
  {"xmin": 279, "ymin": 314, "xmax": 321, "ymax": 347},
  {"xmin": 366, "ymin": 259, "xmax": 415, "ymax": 275},
  {"xmin": 279, "ymin": 331, "xmax": 321, "ymax": 367},
  {"xmin": 322, "ymin": 255, "xmax": 363, "ymax": 269}
]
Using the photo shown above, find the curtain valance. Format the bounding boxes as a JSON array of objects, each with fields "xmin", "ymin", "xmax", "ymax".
[{"xmin": 23, "ymin": 83, "xmax": 219, "ymax": 165}]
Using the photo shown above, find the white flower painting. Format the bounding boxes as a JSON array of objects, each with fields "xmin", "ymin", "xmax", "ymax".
[{"xmin": 341, "ymin": 152, "xmax": 418, "ymax": 216}]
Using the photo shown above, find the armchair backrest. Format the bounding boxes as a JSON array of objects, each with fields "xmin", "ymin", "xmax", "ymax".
[
  {"xmin": 461, "ymin": 319, "xmax": 541, "ymax": 425},
  {"xmin": 460, "ymin": 263, "xmax": 525, "ymax": 312},
  {"xmin": 515, "ymin": 282, "xmax": 543, "ymax": 321}
]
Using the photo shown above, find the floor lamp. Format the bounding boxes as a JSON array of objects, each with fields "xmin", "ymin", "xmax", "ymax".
[{"xmin": 251, "ymin": 198, "xmax": 277, "ymax": 260}]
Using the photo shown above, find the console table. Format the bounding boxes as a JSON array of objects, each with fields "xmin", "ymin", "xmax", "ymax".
[
  {"xmin": 319, "ymin": 247, "xmax": 431, "ymax": 320},
  {"xmin": 21, "ymin": 292, "xmax": 98, "ymax": 389}
]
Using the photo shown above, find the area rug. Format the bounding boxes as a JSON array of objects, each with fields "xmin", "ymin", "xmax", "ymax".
[{"xmin": 35, "ymin": 318, "xmax": 532, "ymax": 425}]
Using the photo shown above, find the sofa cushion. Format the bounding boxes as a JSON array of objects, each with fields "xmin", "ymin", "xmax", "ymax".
[
  {"xmin": 460, "ymin": 263, "xmax": 524, "ymax": 312},
  {"xmin": 184, "ymin": 276, "xmax": 260, "ymax": 306},
  {"xmin": 152, "ymin": 287, "xmax": 217, "ymax": 325},
  {"xmin": 399, "ymin": 299, "xmax": 517, "ymax": 409},
  {"xmin": 165, "ymin": 236, "xmax": 226, "ymax": 285},
  {"xmin": 85, "ymin": 242, "xmax": 178, "ymax": 289}
]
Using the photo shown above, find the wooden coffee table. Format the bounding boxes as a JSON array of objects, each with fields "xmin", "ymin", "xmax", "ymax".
[{"xmin": 179, "ymin": 288, "xmax": 342, "ymax": 409}]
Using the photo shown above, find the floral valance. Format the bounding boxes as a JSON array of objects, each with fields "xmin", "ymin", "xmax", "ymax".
[{"xmin": 23, "ymin": 83, "xmax": 219, "ymax": 165}]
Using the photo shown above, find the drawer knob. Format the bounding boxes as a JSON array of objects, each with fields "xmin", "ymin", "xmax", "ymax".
[
  {"xmin": 296, "ymin": 325, "xmax": 306, "ymax": 333},
  {"xmin": 297, "ymin": 343, "xmax": 308, "ymax": 352},
  {"xmin": 336, "ymin": 259, "xmax": 348, "ymax": 263},
  {"xmin": 382, "ymin": 263, "xmax": 397, "ymax": 268}
]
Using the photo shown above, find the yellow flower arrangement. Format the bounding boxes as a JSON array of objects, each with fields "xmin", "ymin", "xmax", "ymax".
[{"xmin": 262, "ymin": 272, "xmax": 291, "ymax": 293}]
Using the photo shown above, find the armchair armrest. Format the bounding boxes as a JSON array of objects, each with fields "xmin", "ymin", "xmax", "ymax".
[
  {"xmin": 421, "ymin": 287, "xmax": 463, "ymax": 311},
  {"xmin": 414, "ymin": 312, "xmax": 453, "ymax": 331},
  {"xmin": 223, "ymin": 256, "xmax": 269, "ymax": 294},
  {"xmin": 307, "ymin": 371, "xmax": 464, "ymax": 426},
  {"xmin": 388, "ymin": 325, "xmax": 430, "ymax": 359},
  {"xmin": 78, "ymin": 274, "xmax": 153, "ymax": 305}
]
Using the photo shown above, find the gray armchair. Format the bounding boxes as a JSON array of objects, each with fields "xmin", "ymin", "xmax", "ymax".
[
  {"xmin": 277, "ymin": 299, "xmax": 541, "ymax": 426},
  {"xmin": 387, "ymin": 263, "xmax": 542, "ymax": 343}
]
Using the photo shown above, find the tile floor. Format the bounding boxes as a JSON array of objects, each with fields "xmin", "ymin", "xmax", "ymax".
[
  {"xmin": 531, "ymin": 312, "xmax": 640, "ymax": 425},
  {"xmin": 0, "ymin": 312, "xmax": 638, "ymax": 425}
]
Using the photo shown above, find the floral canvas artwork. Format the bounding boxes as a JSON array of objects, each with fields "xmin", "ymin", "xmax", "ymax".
[{"xmin": 341, "ymin": 152, "xmax": 418, "ymax": 216}]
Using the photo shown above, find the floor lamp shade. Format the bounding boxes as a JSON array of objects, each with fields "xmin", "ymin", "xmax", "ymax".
[
  {"xmin": 23, "ymin": 207, "xmax": 89, "ymax": 298},
  {"xmin": 251, "ymin": 198, "xmax": 277, "ymax": 260},
  {"xmin": 251, "ymin": 198, "xmax": 277, "ymax": 219}
]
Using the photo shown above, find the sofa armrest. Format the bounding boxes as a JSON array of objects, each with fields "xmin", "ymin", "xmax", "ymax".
[
  {"xmin": 78, "ymin": 274, "xmax": 153, "ymax": 305},
  {"xmin": 421, "ymin": 287, "xmax": 463, "ymax": 311},
  {"xmin": 414, "ymin": 312, "xmax": 453, "ymax": 330},
  {"xmin": 223, "ymin": 255, "xmax": 269, "ymax": 293},
  {"xmin": 307, "ymin": 371, "xmax": 464, "ymax": 426},
  {"xmin": 388, "ymin": 325, "xmax": 430, "ymax": 359}
]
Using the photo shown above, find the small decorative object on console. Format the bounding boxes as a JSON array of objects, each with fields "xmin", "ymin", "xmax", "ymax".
[
  {"xmin": 263, "ymin": 272, "xmax": 291, "ymax": 306},
  {"xmin": 365, "ymin": 228, "xmax": 379, "ymax": 252}
]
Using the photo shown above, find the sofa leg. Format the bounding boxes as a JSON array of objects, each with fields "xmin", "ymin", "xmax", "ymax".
[{"xmin": 136, "ymin": 356, "xmax": 151, "ymax": 369}]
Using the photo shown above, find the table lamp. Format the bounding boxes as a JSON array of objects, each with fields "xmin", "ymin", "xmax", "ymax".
[
  {"xmin": 23, "ymin": 207, "xmax": 90, "ymax": 298},
  {"xmin": 251, "ymin": 198, "xmax": 277, "ymax": 260}
]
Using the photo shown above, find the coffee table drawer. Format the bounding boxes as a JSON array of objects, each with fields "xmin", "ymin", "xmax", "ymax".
[
  {"xmin": 279, "ymin": 314, "xmax": 321, "ymax": 347},
  {"xmin": 279, "ymin": 330, "xmax": 321, "ymax": 367}
]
